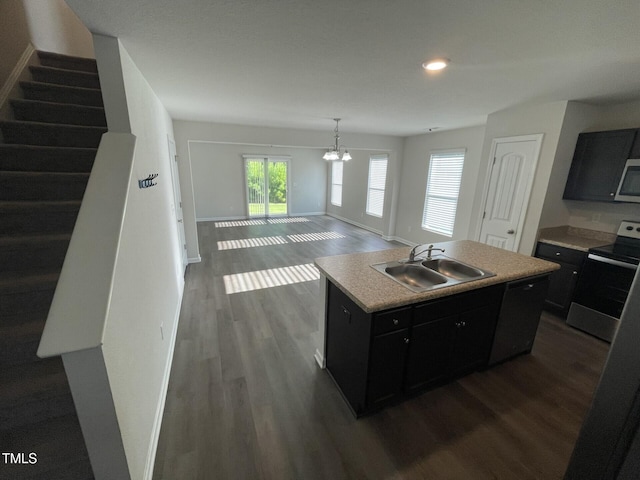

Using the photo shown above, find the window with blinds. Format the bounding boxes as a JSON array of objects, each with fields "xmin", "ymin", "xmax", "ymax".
[
  {"xmin": 422, "ymin": 150, "xmax": 465, "ymax": 236},
  {"xmin": 331, "ymin": 161, "xmax": 343, "ymax": 206},
  {"xmin": 366, "ymin": 154, "xmax": 388, "ymax": 217}
]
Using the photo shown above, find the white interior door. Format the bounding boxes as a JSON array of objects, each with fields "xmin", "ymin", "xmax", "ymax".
[
  {"xmin": 167, "ymin": 136, "xmax": 188, "ymax": 272},
  {"xmin": 478, "ymin": 135, "xmax": 543, "ymax": 251}
]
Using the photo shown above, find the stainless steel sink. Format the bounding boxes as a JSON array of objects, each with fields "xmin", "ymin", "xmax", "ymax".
[
  {"xmin": 371, "ymin": 256, "xmax": 495, "ymax": 293},
  {"xmin": 421, "ymin": 258, "xmax": 486, "ymax": 281},
  {"xmin": 383, "ymin": 263, "xmax": 448, "ymax": 290}
]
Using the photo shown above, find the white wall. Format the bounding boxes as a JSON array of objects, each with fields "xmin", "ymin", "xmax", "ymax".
[
  {"xmin": 394, "ymin": 125, "xmax": 486, "ymax": 245},
  {"xmin": 22, "ymin": 0, "xmax": 94, "ymax": 58},
  {"xmin": 173, "ymin": 120, "xmax": 403, "ymax": 255},
  {"xmin": 188, "ymin": 142, "xmax": 326, "ymax": 220},
  {"xmin": 470, "ymin": 101, "xmax": 569, "ymax": 255},
  {"xmin": 325, "ymin": 148, "xmax": 401, "ymax": 236},
  {"xmin": 94, "ymin": 36, "xmax": 183, "ymax": 480}
]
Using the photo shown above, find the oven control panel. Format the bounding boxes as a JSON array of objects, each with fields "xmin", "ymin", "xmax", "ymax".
[{"xmin": 617, "ymin": 220, "xmax": 640, "ymax": 240}]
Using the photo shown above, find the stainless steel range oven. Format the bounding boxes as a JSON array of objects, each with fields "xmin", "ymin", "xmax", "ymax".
[{"xmin": 567, "ymin": 220, "xmax": 640, "ymax": 342}]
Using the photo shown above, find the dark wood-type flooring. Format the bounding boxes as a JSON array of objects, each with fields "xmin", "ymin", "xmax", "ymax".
[{"xmin": 153, "ymin": 216, "xmax": 609, "ymax": 480}]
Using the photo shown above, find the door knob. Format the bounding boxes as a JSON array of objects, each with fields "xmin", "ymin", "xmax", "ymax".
[{"xmin": 507, "ymin": 229, "xmax": 515, "ymax": 234}]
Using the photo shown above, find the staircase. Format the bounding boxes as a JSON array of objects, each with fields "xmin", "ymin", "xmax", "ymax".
[{"xmin": 0, "ymin": 51, "xmax": 107, "ymax": 480}]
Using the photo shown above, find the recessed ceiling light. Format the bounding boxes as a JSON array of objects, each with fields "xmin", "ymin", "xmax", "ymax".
[{"xmin": 422, "ymin": 59, "xmax": 449, "ymax": 71}]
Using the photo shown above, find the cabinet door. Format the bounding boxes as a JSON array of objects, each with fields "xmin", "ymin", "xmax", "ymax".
[
  {"xmin": 326, "ymin": 282, "xmax": 371, "ymax": 414},
  {"xmin": 563, "ymin": 129, "xmax": 636, "ymax": 202},
  {"xmin": 450, "ymin": 304, "xmax": 499, "ymax": 377},
  {"xmin": 404, "ymin": 315, "xmax": 456, "ymax": 393},
  {"xmin": 545, "ymin": 260, "xmax": 580, "ymax": 315},
  {"xmin": 366, "ymin": 329, "xmax": 409, "ymax": 407}
]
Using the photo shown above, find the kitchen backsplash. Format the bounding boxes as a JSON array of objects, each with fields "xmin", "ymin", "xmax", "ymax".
[{"xmin": 567, "ymin": 201, "xmax": 640, "ymax": 233}]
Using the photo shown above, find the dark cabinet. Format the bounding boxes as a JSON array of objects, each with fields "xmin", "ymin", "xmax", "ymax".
[
  {"xmin": 326, "ymin": 281, "xmax": 504, "ymax": 416},
  {"xmin": 367, "ymin": 306, "xmax": 412, "ymax": 407},
  {"xmin": 404, "ymin": 315, "xmax": 455, "ymax": 393},
  {"xmin": 563, "ymin": 129, "xmax": 637, "ymax": 202},
  {"xmin": 325, "ymin": 283, "xmax": 371, "ymax": 414},
  {"xmin": 367, "ymin": 328, "xmax": 409, "ymax": 406},
  {"xmin": 488, "ymin": 275, "xmax": 550, "ymax": 366},
  {"xmin": 450, "ymin": 305, "xmax": 501, "ymax": 376},
  {"xmin": 534, "ymin": 242, "xmax": 586, "ymax": 316}
]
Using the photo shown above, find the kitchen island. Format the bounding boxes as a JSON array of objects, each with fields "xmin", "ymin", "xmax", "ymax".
[{"xmin": 314, "ymin": 240, "xmax": 560, "ymax": 417}]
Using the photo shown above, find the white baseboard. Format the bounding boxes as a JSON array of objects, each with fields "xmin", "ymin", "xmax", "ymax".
[
  {"xmin": 382, "ymin": 235, "xmax": 414, "ymax": 246},
  {"xmin": 326, "ymin": 213, "xmax": 383, "ymax": 236},
  {"xmin": 314, "ymin": 349, "xmax": 326, "ymax": 369},
  {"xmin": 188, "ymin": 255, "xmax": 201, "ymax": 263},
  {"xmin": 295, "ymin": 211, "xmax": 326, "ymax": 216},
  {"xmin": 0, "ymin": 43, "xmax": 36, "ymax": 119},
  {"xmin": 143, "ymin": 285, "xmax": 184, "ymax": 480}
]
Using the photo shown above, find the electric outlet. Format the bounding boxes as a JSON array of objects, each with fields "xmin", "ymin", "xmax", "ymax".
[{"xmin": 408, "ymin": 226, "xmax": 412, "ymax": 233}]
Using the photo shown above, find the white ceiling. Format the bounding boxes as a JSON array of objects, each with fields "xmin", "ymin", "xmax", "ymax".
[{"xmin": 67, "ymin": 0, "xmax": 640, "ymax": 136}]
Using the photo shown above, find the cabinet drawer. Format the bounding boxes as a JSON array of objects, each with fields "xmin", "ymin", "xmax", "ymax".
[
  {"xmin": 413, "ymin": 285, "xmax": 503, "ymax": 326},
  {"xmin": 536, "ymin": 242, "xmax": 586, "ymax": 267},
  {"xmin": 373, "ymin": 307, "xmax": 411, "ymax": 335}
]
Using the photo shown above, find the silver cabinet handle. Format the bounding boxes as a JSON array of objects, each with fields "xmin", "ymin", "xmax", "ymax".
[
  {"xmin": 392, "ymin": 318, "xmax": 399, "ymax": 325},
  {"xmin": 404, "ymin": 338, "xmax": 409, "ymax": 344},
  {"xmin": 507, "ymin": 229, "xmax": 515, "ymax": 234}
]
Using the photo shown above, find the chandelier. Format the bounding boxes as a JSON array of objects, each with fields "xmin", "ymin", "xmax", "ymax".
[{"xmin": 322, "ymin": 118, "xmax": 351, "ymax": 161}]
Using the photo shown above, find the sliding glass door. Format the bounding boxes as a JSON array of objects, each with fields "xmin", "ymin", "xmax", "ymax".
[{"xmin": 244, "ymin": 156, "xmax": 289, "ymax": 217}]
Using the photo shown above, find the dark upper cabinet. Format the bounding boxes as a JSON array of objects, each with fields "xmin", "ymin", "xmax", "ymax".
[{"xmin": 563, "ymin": 129, "xmax": 637, "ymax": 202}]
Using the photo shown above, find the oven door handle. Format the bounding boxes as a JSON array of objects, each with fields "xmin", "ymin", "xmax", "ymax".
[{"xmin": 587, "ymin": 253, "xmax": 638, "ymax": 270}]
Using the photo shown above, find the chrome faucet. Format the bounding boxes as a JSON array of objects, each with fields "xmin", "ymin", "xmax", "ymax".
[{"xmin": 408, "ymin": 244, "xmax": 445, "ymax": 262}]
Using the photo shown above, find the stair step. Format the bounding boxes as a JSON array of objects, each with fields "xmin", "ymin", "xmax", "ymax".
[
  {"xmin": 21, "ymin": 81, "xmax": 103, "ymax": 107},
  {"xmin": 0, "ymin": 233, "xmax": 71, "ymax": 272},
  {"xmin": 29, "ymin": 65, "xmax": 100, "ymax": 89},
  {"xmin": 12, "ymin": 99, "xmax": 106, "ymax": 127},
  {"xmin": 0, "ymin": 121, "xmax": 106, "ymax": 148},
  {"xmin": 0, "ymin": 414, "xmax": 93, "ymax": 479},
  {"xmin": 0, "ymin": 145, "xmax": 96, "ymax": 173},
  {"xmin": 0, "ymin": 171, "xmax": 90, "ymax": 201},
  {"xmin": 0, "ymin": 200, "xmax": 81, "ymax": 236},
  {"xmin": 0, "ymin": 357, "xmax": 76, "ymax": 430},
  {"xmin": 37, "ymin": 51, "xmax": 97, "ymax": 74},
  {"xmin": 0, "ymin": 270, "xmax": 59, "ymax": 320}
]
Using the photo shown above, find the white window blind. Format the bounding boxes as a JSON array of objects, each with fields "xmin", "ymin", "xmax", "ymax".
[
  {"xmin": 422, "ymin": 150, "xmax": 465, "ymax": 237},
  {"xmin": 366, "ymin": 155, "xmax": 388, "ymax": 217},
  {"xmin": 331, "ymin": 161, "xmax": 343, "ymax": 206}
]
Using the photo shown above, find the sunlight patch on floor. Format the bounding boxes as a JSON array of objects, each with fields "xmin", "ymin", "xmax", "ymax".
[
  {"xmin": 216, "ymin": 231, "xmax": 347, "ymax": 250},
  {"xmin": 287, "ymin": 231, "xmax": 346, "ymax": 242},
  {"xmin": 214, "ymin": 217, "xmax": 310, "ymax": 228},
  {"xmin": 267, "ymin": 217, "xmax": 310, "ymax": 224},
  {"xmin": 223, "ymin": 263, "xmax": 320, "ymax": 294},
  {"xmin": 214, "ymin": 219, "xmax": 268, "ymax": 227},
  {"xmin": 217, "ymin": 236, "xmax": 287, "ymax": 250}
]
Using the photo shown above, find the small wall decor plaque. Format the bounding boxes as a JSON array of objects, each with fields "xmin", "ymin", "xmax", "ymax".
[{"xmin": 138, "ymin": 173, "xmax": 158, "ymax": 189}]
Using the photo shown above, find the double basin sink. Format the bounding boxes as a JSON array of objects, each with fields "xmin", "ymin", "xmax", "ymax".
[{"xmin": 371, "ymin": 255, "xmax": 495, "ymax": 293}]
